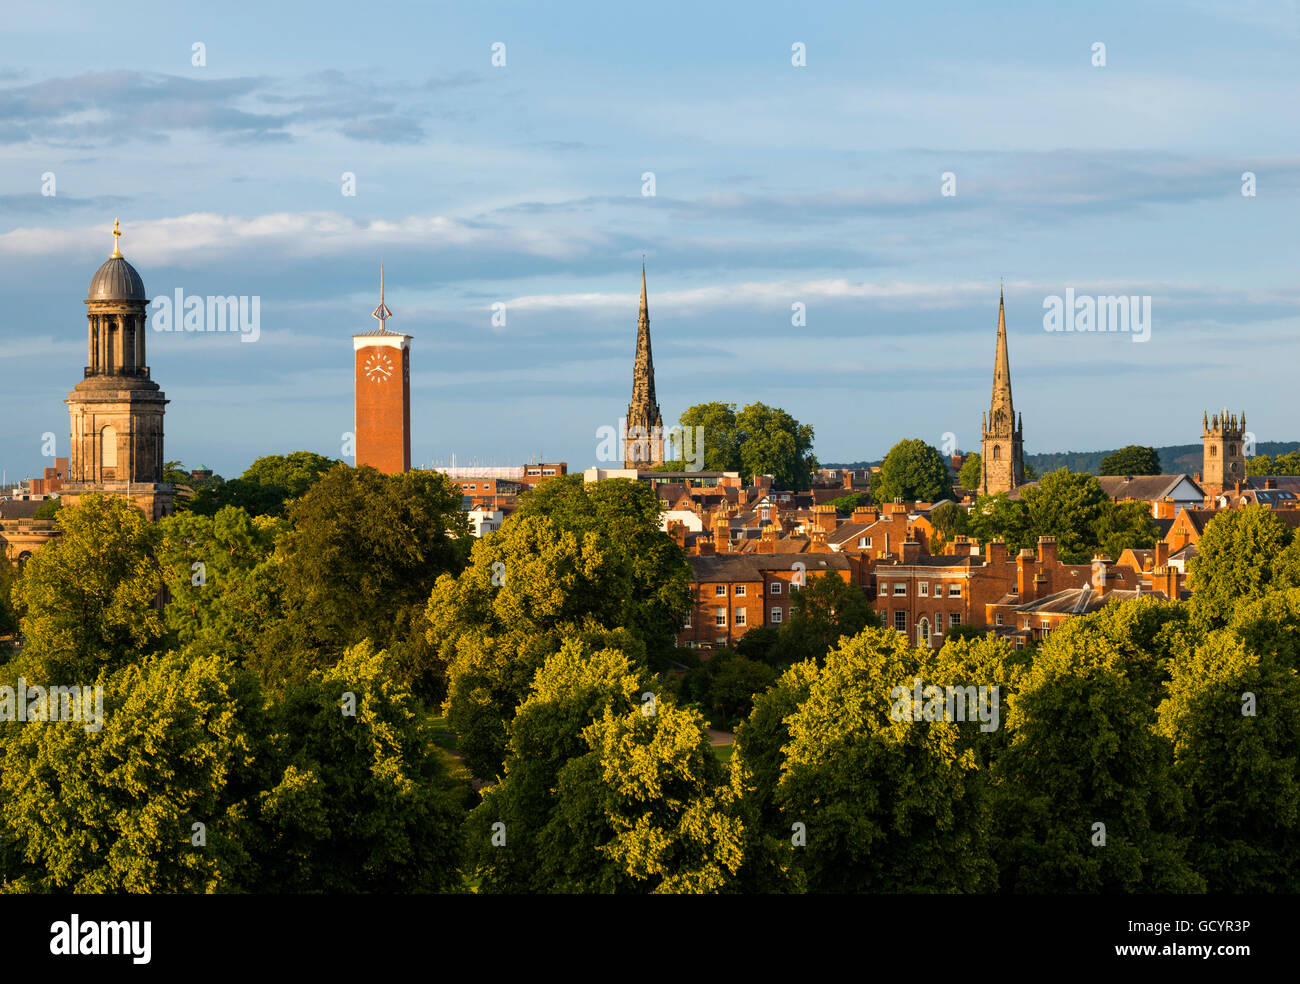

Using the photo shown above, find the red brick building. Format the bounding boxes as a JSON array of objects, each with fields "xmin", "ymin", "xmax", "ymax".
[
  {"xmin": 353, "ymin": 267, "xmax": 411, "ymax": 474},
  {"xmin": 680, "ymin": 554, "xmax": 853, "ymax": 650}
]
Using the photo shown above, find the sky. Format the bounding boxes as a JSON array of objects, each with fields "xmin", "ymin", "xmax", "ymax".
[{"xmin": 1, "ymin": 0, "xmax": 1298, "ymax": 480}]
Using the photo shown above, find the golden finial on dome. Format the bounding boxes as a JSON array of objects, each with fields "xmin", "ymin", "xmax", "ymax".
[{"xmin": 111, "ymin": 218, "xmax": 122, "ymax": 258}]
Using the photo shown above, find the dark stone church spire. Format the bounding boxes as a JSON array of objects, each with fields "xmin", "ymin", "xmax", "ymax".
[
  {"xmin": 980, "ymin": 286, "xmax": 1025, "ymax": 495},
  {"xmin": 623, "ymin": 264, "xmax": 664, "ymax": 468}
]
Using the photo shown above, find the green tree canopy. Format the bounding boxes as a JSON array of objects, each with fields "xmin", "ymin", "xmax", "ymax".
[
  {"xmin": 661, "ymin": 402, "xmax": 816, "ymax": 490},
  {"xmin": 12, "ymin": 493, "xmax": 165, "ymax": 680},
  {"xmin": 255, "ymin": 641, "xmax": 468, "ymax": 892},
  {"xmin": 991, "ymin": 618, "xmax": 1202, "ymax": 892},
  {"xmin": 1021, "ymin": 468, "xmax": 1111, "ymax": 564},
  {"xmin": 1188, "ymin": 506, "xmax": 1300, "ymax": 629},
  {"xmin": 957, "ymin": 452, "xmax": 982, "ymax": 492},
  {"xmin": 0, "ymin": 649, "xmax": 266, "ymax": 893},
  {"xmin": 1156, "ymin": 630, "xmax": 1300, "ymax": 892},
  {"xmin": 873, "ymin": 439, "xmax": 954, "ymax": 505},
  {"xmin": 769, "ymin": 572, "xmax": 879, "ymax": 666},
  {"xmin": 156, "ymin": 506, "xmax": 287, "ymax": 672},
  {"xmin": 758, "ymin": 628, "xmax": 997, "ymax": 892},
  {"xmin": 275, "ymin": 464, "xmax": 469, "ymax": 694},
  {"xmin": 190, "ymin": 451, "xmax": 339, "ymax": 517},
  {"xmin": 1099, "ymin": 445, "xmax": 1162, "ymax": 476}
]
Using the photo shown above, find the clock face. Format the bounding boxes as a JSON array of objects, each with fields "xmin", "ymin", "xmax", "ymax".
[{"xmin": 364, "ymin": 352, "xmax": 394, "ymax": 381}]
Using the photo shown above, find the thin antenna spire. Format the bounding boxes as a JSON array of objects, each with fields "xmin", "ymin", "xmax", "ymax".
[{"xmin": 371, "ymin": 263, "xmax": 393, "ymax": 327}]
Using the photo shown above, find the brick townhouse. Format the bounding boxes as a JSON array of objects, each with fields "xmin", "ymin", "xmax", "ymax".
[{"xmin": 680, "ymin": 553, "xmax": 853, "ymax": 650}]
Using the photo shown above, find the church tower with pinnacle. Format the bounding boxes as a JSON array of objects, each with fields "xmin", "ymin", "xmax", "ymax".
[
  {"xmin": 622, "ymin": 265, "xmax": 664, "ymax": 468},
  {"xmin": 1201, "ymin": 409, "xmax": 1246, "ymax": 497},
  {"xmin": 352, "ymin": 266, "xmax": 411, "ymax": 474},
  {"xmin": 980, "ymin": 287, "xmax": 1025, "ymax": 496},
  {"xmin": 62, "ymin": 220, "xmax": 173, "ymax": 520}
]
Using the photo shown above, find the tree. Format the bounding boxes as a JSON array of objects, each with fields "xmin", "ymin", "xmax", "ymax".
[
  {"xmin": 967, "ymin": 493, "xmax": 1032, "ymax": 553},
  {"xmin": 536, "ymin": 700, "xmax": 743, "ymax": 892},
  {"xmin": 1156, "ymin": 630, "xmax": 1300, "ymax": 891},
  {"xmin": 1227, "ymin": 586, "xmax": 1300, "ymax": 674},
  {"xmin": 769, "ymin": 573, "xmax": 878, "ymax": 665},
  {"xmin": 12, "ymin": 493, "xmax": 165, "ymax": 680},
  {"xmin": 0, "ymin": 649, "xmax": 266, "ymax": 893},
  {"xmin": 156, "ymin": 506, "xmax": 287, "ymax": 671},
  {"xmin": 661, "ymin": 402, "xmax": 816, "ymax": 489},
  {"xmin": 1247, "ymin": 450, "xmax": 1300, "ymax": 476},
  {"xmin": 1099, "ymin": 445, "xmax": 1162, "ymax": 476},
  {"xmin": 190, "ymin": 451, "xmax": 339, "ymax": 518},
  {"xmin": 1021, "ymin": 468, "xmax": 1110, "ymax": 564},
  {"xmin": 991, "ymin": 615, "xmax": 1202, "ymax": 892},
  {"xmin": 928, "ymin": 501, "xmax": 970, "ymax": 553},
  {"xmin": 957, "ymin": 453, "xmax": 982, "ymax": 492},
  {"xmin": 512, "ymin": 476, "xmax": 692, "ymax": 661},
  {"xmin": 1094, "ymin": 500, "xmax": 1160, "ymax": 562},
  {"xmin": 464, "ymin": 637, "xmax": 647, "ymax": 892},
  {"xmin": 767, "ymin": 628, "xmax": 997, "ymax": 892},
  {"xmin": 735, "ymin": 403, "xmax": 817, "ymax": 491},
  {"xmin": 31, "ymin": 500, "xmax": 61, "ymax": 520},
  {"xmin": 678, "ymin": 649, "xmax": 778, "ymax": 730},
  {"xmin": 276, "ymin": 464, "xmax": 469, "ymax": 693},
  {"xmin": 1188, "ymin": 506, "xmax": 1300, "ymax": 629},
  {"xmin": 663, "ymin": 402, "xmax": 742, "ymax": 474},
  {"xmin": 873, "ymin": 439, "xmax": 954, "ymax": 505},
  {"xmin": 0, "ymin": 558, "xmax": 18, "ymax": 650},
  {"xmin": 254, "ymin": 641, "xmax": 468, "ymax": 892},
  {"xmin": 827, "ymin": 491, "xmax": 872, "ymax": 515}
]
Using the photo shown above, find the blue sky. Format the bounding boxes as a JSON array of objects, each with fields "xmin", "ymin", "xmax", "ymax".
[{"xmin": 1, "ymin": 0, "xmax": 1298, "ymax": 479}]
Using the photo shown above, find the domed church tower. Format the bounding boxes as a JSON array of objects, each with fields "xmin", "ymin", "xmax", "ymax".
[{"xmin": 61, "ymin": 220, "xmax": 173, "ymax": 519}]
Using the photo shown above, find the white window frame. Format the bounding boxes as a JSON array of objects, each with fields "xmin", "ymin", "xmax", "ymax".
[
  {"xmin": 715, "ymin": 585, "xmax": 727, "ymax": 597},
  {"xmin": 770, "ymin": 582, "xmax": 782, "ymax": 595},
  {"xmin": 735, "ymin": 585, "xmax": 746, "ymax": 597},
  {"xmin": 735, "ymin": 610, "xmax": 747, "ymax": 626},
  {"xmin": 715, "ymin": 607, "xmax": 727, "ymax": 627},
  {"xmin": 771, "ymin": 608, "xmax": 783, "ymax": 624},
  {"xmin": 919, "ymin": 582, "xmax": 929, "ymax": 597},
  {"xmin": 893, "ymin": 583, "xmax": 907, "ymax": 596},
  {"xmin": 948, "ymin": 584, "xmax": 962, "ymax": 598}
]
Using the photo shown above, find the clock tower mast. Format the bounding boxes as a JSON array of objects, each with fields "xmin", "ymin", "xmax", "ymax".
[{"xmin": 352, "ymin": 265, "xmax": 411, "ymax": 473}]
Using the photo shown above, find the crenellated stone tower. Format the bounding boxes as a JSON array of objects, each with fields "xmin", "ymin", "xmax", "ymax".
[
  {"xmin": 980, "ymin": 287, "xmax": 1025, "ymax": 496},
  {"xmin": 61, "ymin": 220, "xmax": 173, "ymax": 520},
  {"xmin": 1201, "ymin": 409, "xmax": 1246, "ymax": 496},
  {"xmin": 622, "ymin": 264, "xmax": 664, "ymax": 468}
]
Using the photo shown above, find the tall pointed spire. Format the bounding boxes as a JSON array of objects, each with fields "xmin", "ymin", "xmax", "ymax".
[
  {"xmin": 980, "ymin": 287, "xmax": 1025, "ymax": 495},
  {"xmin": 991, "ymin": 286, "xmax": 1013, "ymax": 421},
  {"xmin": 624, "ymin": 263, "xmax": 664, "ymax": 468}
]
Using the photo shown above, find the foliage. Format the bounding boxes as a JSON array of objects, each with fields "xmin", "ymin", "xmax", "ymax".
[
  {"xmin": 0, "ymin": 649, "xmax": 266, "ymax": 893},
  {"xmin": 679, "ymin": 649, "xmax": 778, "ymax": 730},
  {"xmin": 254, "ymin": 641, "xmax": 468, "ymax": 892},
  {"xmin": 12, "ymin": 493, "xmax": 165, "ymax": 680},
  {"xmin": 1156, "ymin": 631, "xmax": 1300, "ymax": 891},
  {"xmin": 826, "ymin": 491, "xmax": 872, "ymax": 515},
  {"xmin": 991, "ymin": 620, "xmax": 1202, "ymax": 892},
  {"xmin": 511, "ymin": 476, "xmax": 692, "ymax": 663},
  {"xmin": 662, "ymin": 402, "xmax": 816, "ymax": 490},
  {"xmin": 276, "ymin": 465, "xmax": 469, "ymax": 696},
  {"xmin": 156, "ymin": 506, "xmax": 286, "ymax": 671},
  {"xmin": 1100, "ymin": 445, "xmax": 1162, "ymax": 476},
  {"xmin": 957, "ymin": 453, "xmax": 982, "ymax": 492},
  {"xmin": 1246, "ymin": 450, "xmax": 1300, "ymax": 476},
  {"xmin": 1020, "ymin": 469, "xmax": 1111, "ymax": 564},
  {"xmin": 760, "ymin": 628, "xmax": 997, "ymax": 892},
  {"xmin": 31, "ymin": 500, "xmax": 61, "ymax": 520},
  {"xmin": 190, "ymin": 451, "xmax": 339, "ymax": 518},
  {"xmin": 769, "ymin": 573, "xmax": 879, "ymax": 666},
  {"xmin": 1188, "ymin": 506, "xmax": 1300, "ymax": 629},
  {"xmin": 873, "ymin": 439, "xmax": 954, "ymax": 505}
]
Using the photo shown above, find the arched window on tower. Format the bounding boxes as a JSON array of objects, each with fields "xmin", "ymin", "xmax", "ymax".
[
  {"xmin": 992, "ymin": 445, "xmax": 1002, "ymax": 461},
  {"xmin": 100, "ymin": 425, "xmax": 117, "ymax": 469},
  {"xmin": 1210, "ymin": 446, "xmax": 1217, "ymax": 457}
]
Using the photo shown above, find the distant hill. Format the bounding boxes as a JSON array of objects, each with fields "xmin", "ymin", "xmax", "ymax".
[{"xmin": 827, "ymin": 441, "xmax": 1300, "ymax": 476}]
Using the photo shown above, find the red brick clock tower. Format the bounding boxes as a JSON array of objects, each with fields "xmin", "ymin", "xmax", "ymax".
[{"xmin": 352, "ymin": 266, "xmax": 411, "ymax": 473}]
